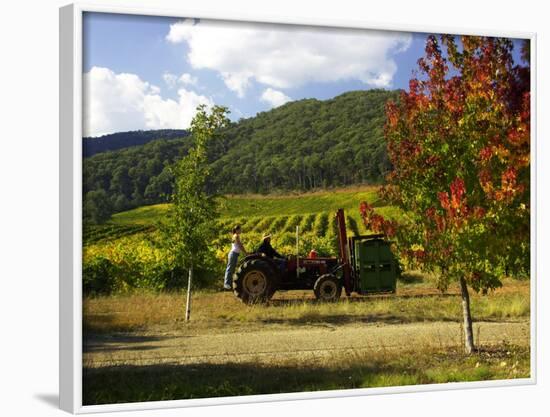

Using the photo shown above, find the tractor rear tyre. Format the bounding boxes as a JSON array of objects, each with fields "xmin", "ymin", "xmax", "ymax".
[
  {"xmin": 313, "ymin": 274, "xmax": 342, "ymax": 302},
  {"xmin": 234, "ymin": 259, "xmax": 277, "ymax": 304}
]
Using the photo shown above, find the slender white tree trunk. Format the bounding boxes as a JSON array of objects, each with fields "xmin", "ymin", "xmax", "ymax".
[
  {"xmin": 459, "ymin": 276, "xmax": 475, "ymax": 354},
  {"xmin": 185, "ymin": 265, "xmax": 193, "ymax": 322}
]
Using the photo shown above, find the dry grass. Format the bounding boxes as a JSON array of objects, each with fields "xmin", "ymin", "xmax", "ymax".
[{"xmin": 84, "ymin": 278, "xmax": 530, "ymax": 334}]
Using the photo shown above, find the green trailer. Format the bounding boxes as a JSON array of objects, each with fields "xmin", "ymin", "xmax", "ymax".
[
  {"xmin": 335, "ymin": 209, "xmax": 399, "ymax": 297},
  {"xmin": 349, "ymin": 234, "xmax": 399, "ymax": 294}
]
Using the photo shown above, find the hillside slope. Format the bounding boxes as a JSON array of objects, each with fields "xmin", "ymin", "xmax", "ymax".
[
  {"xmin": 212, "ymin": 89, "xmax": 398, "ymax": 193},
  {"xmin": 83, "ymin": 129, "xmax": 188, "ymax": 157},
  {"xmin": 83, "ymin": 89, "xmax": 398, "ymax": 220}
]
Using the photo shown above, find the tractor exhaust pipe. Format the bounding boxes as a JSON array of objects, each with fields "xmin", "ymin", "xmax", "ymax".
[{"xmin": 336, "ymin": 209, "xmax": 352, "ymax": 296}]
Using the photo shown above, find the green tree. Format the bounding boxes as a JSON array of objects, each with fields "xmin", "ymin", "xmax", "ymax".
[
  {"xmin": 84, "ymin": 189, "xmax": 113, "ymax": 224},
  {"xmin": 162, "ymin": 105, "xmax": 230, "ymax": 320},
  {"xmin": 110, "ymin": 166, "xmax": 132, "ymax": 198},
  {"xmin": 361, "ymin": 35, "xmax": 530, "ymax": 353}
]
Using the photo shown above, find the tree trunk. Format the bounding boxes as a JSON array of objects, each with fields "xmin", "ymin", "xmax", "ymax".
[
  {"xmin": 185, "ymin": 265, "xmax": 193, "ymax": 322},
  {"xmin": 459, "ymin": 276, "xmax": 475, "ymax": 354}
]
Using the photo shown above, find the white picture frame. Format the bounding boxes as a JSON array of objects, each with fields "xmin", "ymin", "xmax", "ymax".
[{"xmin": 59, "ymin": 2, "xmax": 537, "ymax": 413}]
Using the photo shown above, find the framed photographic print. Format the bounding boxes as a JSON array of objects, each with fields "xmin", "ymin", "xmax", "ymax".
[{"xmin": 60, "ymin": 2, "xmax": 536, "ymax": 413}]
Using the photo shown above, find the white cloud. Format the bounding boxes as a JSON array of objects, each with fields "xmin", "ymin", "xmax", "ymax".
[
  {"xmin": 178, "ymin": 73, "xmax": 198, "ymax": 86},
  {"xmin": 83, "ymin": 66, "xmax": 213, "ymax": 137},
  {"xmin": 163, "ymin": 71, "xmax": 198, "ymax": 89},
  {"xmin": 166, "ymin": 19, "xmax": 411, "ymax": 97},
  {"xmin": 260, "ymin": 88, "xmax": 291, "ymax": 108},
  {"xmin": 162, "ymin": 72, "xmax": 178, "ymax": 89},
  {"xmin": 221, "ymin": 72, "xmax": 252, "ymax": 98}
]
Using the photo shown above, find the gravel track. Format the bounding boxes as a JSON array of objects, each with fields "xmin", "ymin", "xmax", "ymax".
[{"xmin": 84, "ymin": 320, "xmax": 529, "ymax": 369}]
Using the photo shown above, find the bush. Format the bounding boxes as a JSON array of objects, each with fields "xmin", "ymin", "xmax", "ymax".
[
  {"xmin": 84, "ymin": 236, "xmax": 172, "ymax": 294},
  {"xmin": 83, "ymin": 234, "xmax": 226, "ymax": 295},
  {"xmin": 83, "ymin": 256, "xmax": 119, "ymax": 296}
]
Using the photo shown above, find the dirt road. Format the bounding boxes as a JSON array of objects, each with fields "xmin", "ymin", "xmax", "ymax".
[{"xmin": 84, "ymin": 319, "xmax": 529, "ymax": 369}]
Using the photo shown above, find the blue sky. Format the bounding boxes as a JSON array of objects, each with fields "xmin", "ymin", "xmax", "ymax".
[{"xmin": 82, "ymin": 12, "xmax": 525, "ymax": 137}]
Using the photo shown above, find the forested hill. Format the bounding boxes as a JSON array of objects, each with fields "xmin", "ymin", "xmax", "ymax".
[
  {"xmin": 83, "ymin": 89, "xmax": 398, "ymax": 221},
  {"xmin": 83, "ymin": 129, "xmax": 189, "ymax": 157},
  {"xmin": 213, "ymin": 89, "xmax": 398, "ymax": 193}
]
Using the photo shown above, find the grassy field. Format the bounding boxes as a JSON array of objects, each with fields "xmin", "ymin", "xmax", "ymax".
[
  {"xmin": 82, "ymin": 186, "xmax": 530, "ymax": 404},
  {"xmin": 83, "ymin": 276, "xmax": 530, "ymax": 405},
  {"xmin": 83, "ymin": 344, "xmax": 529, "ymax": 405},
  {"xmin": 84, "ymin": 277, "xmax": 529, "ymax": 334}
]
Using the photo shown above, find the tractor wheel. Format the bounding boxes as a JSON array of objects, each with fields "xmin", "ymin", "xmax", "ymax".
[
  {"xmin": 313, "ymin": 274, "xmax": 342, "ymax": 302},
  {"xmin": 233, "ymin": 259, "xmax": 277, "ymax": 304}
]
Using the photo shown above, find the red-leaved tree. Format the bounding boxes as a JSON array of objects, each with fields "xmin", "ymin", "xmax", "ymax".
[{"xmin": 361, "ymin": 35, "xmax": 530, "ymax": 353}]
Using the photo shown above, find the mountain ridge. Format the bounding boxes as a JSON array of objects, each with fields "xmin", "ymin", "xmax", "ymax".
[
  {"xmin": 83, "ymin": 129, "xmax": 189, "ymax": 157},
  {"xmin": 83, "ymin": 89, "xmax": 398, "ymax": 221}
]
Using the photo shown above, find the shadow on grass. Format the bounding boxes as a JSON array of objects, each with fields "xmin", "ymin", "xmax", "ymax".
[
  {"xmin": 82, "ymin": 360, "xmax": 406, "ymax": 406},
  {"xmin": 83, "ymin": 334, "xmax": 171, "ymax": 353},
  {"xmin": 259, "ymin": 313, "xmax": 464, "ymax": 326},
  {"xmin": 269, "ymin": 292, "xmax": 458, "ymax": 308},
  {"xmin": 83, "ymin": 313, "xmax": 125, "ymax": 335}
]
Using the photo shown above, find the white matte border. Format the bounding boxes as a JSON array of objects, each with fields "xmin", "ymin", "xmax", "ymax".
[{"xmin": 59, "ymin": 2, "xmax": 537, "ymax": 414}]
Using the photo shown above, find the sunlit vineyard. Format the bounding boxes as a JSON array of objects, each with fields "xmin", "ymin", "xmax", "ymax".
[
  {"xmin": 82, "ymin": 187, "xmax": 404, "ymax": 294},
  {"xmin": 83, "ymin": 224, "xmax": 155, "ymax": 245},
  {"xmin": 213, "ymin": 210, "xmax": 364, "ymax": 258},
  {"xmin": 85, "ymin": 210, "xmax": 368, "ymax": 253}
]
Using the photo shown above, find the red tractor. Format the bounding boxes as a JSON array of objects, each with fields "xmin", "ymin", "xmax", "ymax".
[{"xmin": 232, "ymin": 209, "xmax": 399, "ymax": 303}]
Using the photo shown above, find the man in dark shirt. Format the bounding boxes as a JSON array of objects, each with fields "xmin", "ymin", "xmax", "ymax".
[
  {"xmin": 257, "ymin": 234, "xmax": 284, "ymax": 259},
  {"xmin": 257, "ymin": 234, "xmax": 286, "ymax": 272}
]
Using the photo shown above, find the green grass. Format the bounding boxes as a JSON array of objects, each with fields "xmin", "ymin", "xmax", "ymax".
[
  {"xmin": 109, "ymin": 186, "xmax": 383, "ymax": 227},
  {"xmin": 110, "ymin": 203, "xmax": 171, "ymax": 225},
  {"xmin": 219, "ymin": 186, "xmax": 381, "ymax": 218},
  {"xmin": 83, "ymin": 343, "xmax": 529, "ymax": 405}
]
